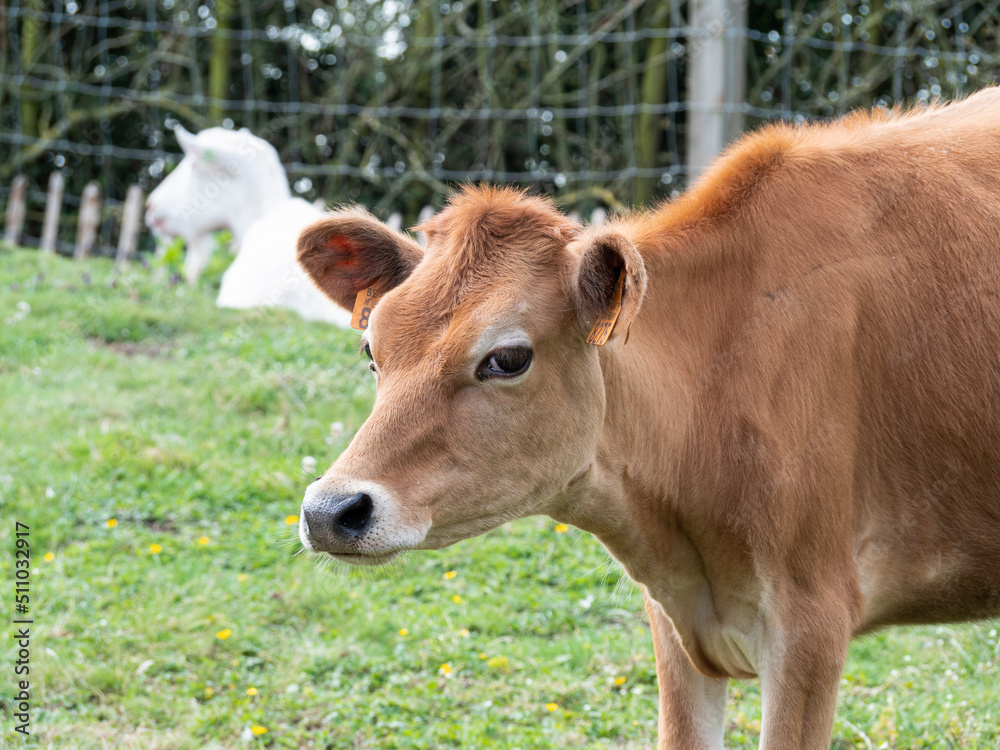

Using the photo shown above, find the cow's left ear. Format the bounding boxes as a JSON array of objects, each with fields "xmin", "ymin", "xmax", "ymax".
[
  {"xmin": 297, "ymin": 207, "xmax": 423, "ymax": 312},
  {"xmin": 569, "ymin": 229, "xmax": 647, "ymax": 345}
]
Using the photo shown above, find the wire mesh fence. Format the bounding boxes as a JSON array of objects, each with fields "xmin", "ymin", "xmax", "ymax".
[{"xmin": 2, "ymin": 0, "xmax": 1000, "ymax": 257}]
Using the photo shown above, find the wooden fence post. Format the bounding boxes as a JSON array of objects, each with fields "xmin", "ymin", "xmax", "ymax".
[
  {"xmin": 724, "ymin": 0, "xmax": 748, "ymax": 145},
  {"xmin": 686, "ymin": 0, "xmax": 747, "ymax": 180},
  {"xmin": 74, "ymin": 181, "xmax": 102, "ymax": 260},
  {"xmin": 40, "ymin": 171, "xmax": 65, "ymax": 254},
  {"xmin": 116, "ymin": 184, "xmax": 144, "ymax": 264},
  {"xmin": 4, "ymin": 174, "xmax": 28, "ymax": 246}
]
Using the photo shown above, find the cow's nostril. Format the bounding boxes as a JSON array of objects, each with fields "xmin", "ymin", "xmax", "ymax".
[
  {"xmin": 302, "ymin": 491, "xmax": 376, "ymax": 549},
  {"xmin": 335, "ymin": 493, "xmax": 373, "ymax": 535}
]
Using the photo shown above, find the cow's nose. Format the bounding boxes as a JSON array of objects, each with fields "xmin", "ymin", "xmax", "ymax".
[{"xmin": 303, "ymin": 492, "xmax": 374, "ymax": 547}]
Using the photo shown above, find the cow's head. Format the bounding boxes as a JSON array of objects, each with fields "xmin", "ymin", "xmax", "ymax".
[{"xmin": 296, "ymin": 187, "xmax": 647, "ymax": 565}]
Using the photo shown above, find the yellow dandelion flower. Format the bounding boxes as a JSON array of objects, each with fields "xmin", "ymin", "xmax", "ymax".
[
  {"xmin": 443, "ymin": 570, "xmax": 457, "ymax": 580},
  {"xmin": 554, "ymin": 524, "xmax": 569, "ymax": 533},
  {"xmin": 460, "ymin": 628, "xmax": 470, "ymax": 638},
  {"xmin": 251, "ymin": 726, "xmax": 268, "ymax": 735},
  {"xmin": 452, "ymin": 594, "xmax": 462, "ymax": 604},
  {"xmin": 216, "ymin": 628, "xmax": 232, "ymax": 640},
  {"xmin": 545, "ymin": 702, "xmax": 559, "ymax": 712},
  {"xmin": 246, "ymin": 687, "xmax": 258, "ymax": 696},
  {"xmin": 197, "ymin": 536, "xmax": 210, "ymax": 546},
  {"xmin": 486, "ymin": 655, "xmax": 509, "ymax": 670},
  {"xmin": 398, "ymin": 628, "xmax": 409, "ymax": 636},
  {"xmin": 479, "ymin": 653, "xmax": 488, "ymax": 660},
  {"xmin": 285, "ymin": 515, "xmax": 299, "ymax": 525},
  {"xmin": 106, "ymin": 518, "xmax": 118, "ymax": 528},
  {"xmin": 614, "ymin": 676, "xmax": 627, "ymax": 686},
  {"xmin": 237, "ymin": 573, "xmax": 248, "ymax": 582},
  {"xmin": 439, "ymin": 663, "xmax": 452, "ymax": 675},
  {"xmin": 149, "ymin": 543, "xmax": 162, "ymax": 554},
  {"xmin": 204, "ymin": 686, "xmax": 214, "ymax": 698},
  {"xmin": 44, "ymin": 552, "xmax": 54, "ymax": 562}
]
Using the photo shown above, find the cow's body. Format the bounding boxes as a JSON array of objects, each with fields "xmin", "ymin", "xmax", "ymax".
[{"xmin": 295, "ymin": 88, "xmax": 1000, "ymax": 749}]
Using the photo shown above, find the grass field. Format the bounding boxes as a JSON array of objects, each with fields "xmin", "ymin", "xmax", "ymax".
[{"xmin": 0, "ymin": 247, "xmax": 998, "ymax": 749}]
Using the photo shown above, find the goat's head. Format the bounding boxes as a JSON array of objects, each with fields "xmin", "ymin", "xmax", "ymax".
[{"xmin": 145, "ymin": 125, "xmax": 289, "ymax": 244}]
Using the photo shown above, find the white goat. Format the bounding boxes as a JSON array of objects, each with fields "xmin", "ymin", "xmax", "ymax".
[{"xmin": 145, "ymin": 125, "xmax": 350, "ymax": 326}]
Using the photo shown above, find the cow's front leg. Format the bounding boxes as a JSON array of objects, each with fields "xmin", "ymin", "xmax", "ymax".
[
  {"xmin": 646, "ymin": 591, "xmax": 727, "ymax": 750},
  {"xmin": 758, "ymin": 590, "xmax": 854, "ymax": 750}
]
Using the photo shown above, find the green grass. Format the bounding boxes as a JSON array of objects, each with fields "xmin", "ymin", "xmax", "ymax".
[{"xmin": 0, "ymin": 247, "xmax": 998, "ymax": 749}]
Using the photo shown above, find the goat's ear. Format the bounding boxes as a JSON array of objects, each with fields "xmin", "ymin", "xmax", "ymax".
[
  {"xmin": 297, "ymin": 207, "xmax": 423, "ymax": 312},
  {"xmin": 569, "ymin": 229, "xmax": 647, "ymax": 345},
  {"xmin": 173, "ymin": 125, "xmax": 203, "ymax": 159}
]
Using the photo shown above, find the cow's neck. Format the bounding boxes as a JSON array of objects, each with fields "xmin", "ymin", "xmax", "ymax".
[{"xmin": 555, "ymin": 225, "xmax": 754, "ymax": 621}]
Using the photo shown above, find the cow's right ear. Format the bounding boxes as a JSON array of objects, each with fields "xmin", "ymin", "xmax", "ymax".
[{"xmin": 297, "ymin": 208, "xmax": 424, "ymax": 312}]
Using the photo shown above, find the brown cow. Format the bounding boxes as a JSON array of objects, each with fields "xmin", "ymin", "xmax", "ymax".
[{"xmin": 295, "ymin": 88, "xmax": 1000, "ymax": 749}]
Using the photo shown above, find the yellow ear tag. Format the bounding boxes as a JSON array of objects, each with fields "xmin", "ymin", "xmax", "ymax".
[
  {"xmin": 351, "ymin": 286, "xmax": 383, "ymax": 331},
  {"xmin": 586, "ymin": 268, "xmax": 626, "ymax": 346}
]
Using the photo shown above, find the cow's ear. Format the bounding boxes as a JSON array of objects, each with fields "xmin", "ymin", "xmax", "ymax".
[
  {"xmin": 297, "ymin": 207, "xmax": 423, "ymax": 312},
  {"xmin": 569, "ymin": 229, "xmax": 647, "ymax": 345}
]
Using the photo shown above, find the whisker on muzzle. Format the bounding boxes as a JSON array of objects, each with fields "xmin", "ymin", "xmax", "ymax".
[{"xmin": 275, "ymin": 534, "xmax": 302, "ymax": 549}]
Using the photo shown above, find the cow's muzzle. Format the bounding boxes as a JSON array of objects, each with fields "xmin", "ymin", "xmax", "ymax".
[
  {"xmin": 298, "ymin": 478, "xmax": 430, "ymax": 563},
  {"xmin": 301, "ymin": 491, "xmax": 374, "ymax": 550}
]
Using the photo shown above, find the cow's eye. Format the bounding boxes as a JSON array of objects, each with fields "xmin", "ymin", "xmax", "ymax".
[
  {"xmin": 362, "ymin": 342, "xmax": 376, "ymax": 373},
  {"xmin": 477, "ymin": 346, "xmax": 532, "ymax": 380}
]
